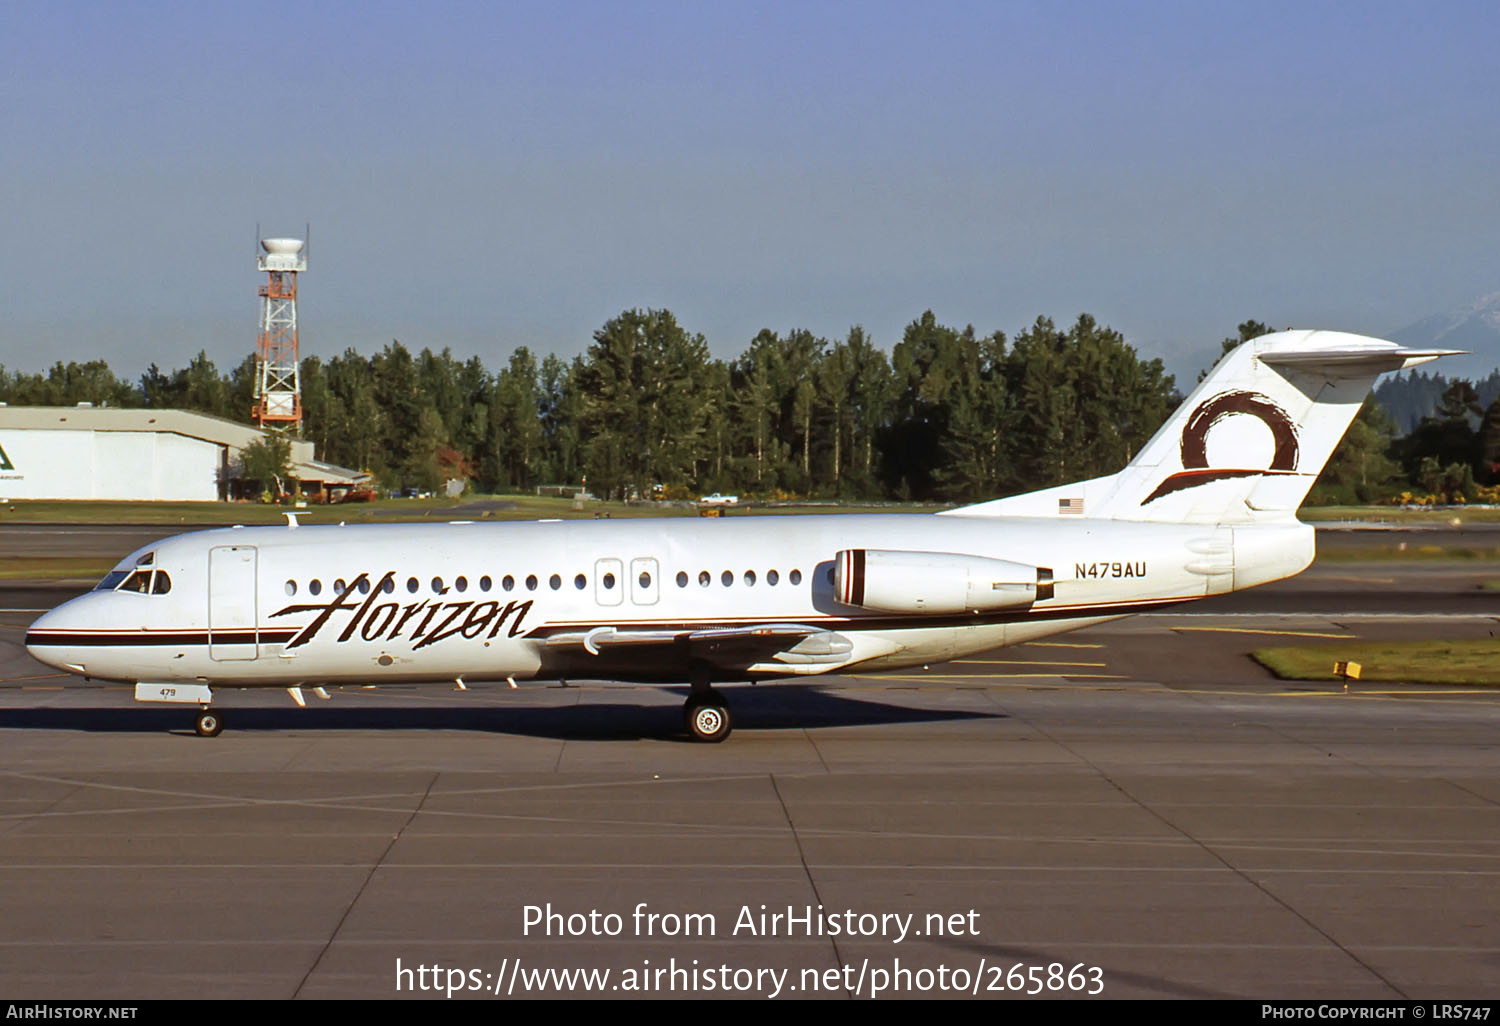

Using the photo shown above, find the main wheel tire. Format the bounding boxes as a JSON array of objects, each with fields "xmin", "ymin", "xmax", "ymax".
[
  {"xmin": 684, "ymin": 697, "xmax": 732, "ymax": 743},
  {"xmin": 195, "ymin": 710, "xmax": 223, "ymax": 737}
]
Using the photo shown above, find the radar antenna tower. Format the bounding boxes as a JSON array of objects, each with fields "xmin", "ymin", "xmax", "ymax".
[{"xmin": 252, "ymin": 229, "xmax": 307, "ymax": 430}]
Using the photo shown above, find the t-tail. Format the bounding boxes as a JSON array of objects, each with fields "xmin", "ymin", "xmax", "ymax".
[{"xmin": 946, "ymin": 330, "xmax": 1458, "ymax": 525}]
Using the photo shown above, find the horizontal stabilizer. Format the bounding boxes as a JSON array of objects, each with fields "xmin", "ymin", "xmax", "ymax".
[{"xmin": 1258, "ymin": 346, "xmax": 1462, "ymax": 375}]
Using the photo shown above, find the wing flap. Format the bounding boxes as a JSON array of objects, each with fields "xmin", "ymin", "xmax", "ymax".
[{"xmin": 546, "ymin": 623, "xmax": 828, "ymax": 659}]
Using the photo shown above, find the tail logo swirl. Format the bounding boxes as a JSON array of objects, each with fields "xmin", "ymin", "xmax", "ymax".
[{"xmin": 1142, "ymin": 390, "xmax": 1300, "ymax": 504}]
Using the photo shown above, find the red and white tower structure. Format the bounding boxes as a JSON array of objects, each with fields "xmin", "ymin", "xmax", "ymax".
[{"xmin": 252, "ymin": 236, "xmax": 306, "ymax": 430}]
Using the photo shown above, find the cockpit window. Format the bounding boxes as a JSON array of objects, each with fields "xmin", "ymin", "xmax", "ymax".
[
  {"xmin": 99, "ymin": 567, "xmax": 171, "ymax": 595},
  {"xmin": 135, "ymin": 551, "xmax": 154, "ymax": 567},
  {"xmin": 94, "ymin": 570, "xmax": 130, "ymax": 592},
  {"xmin": 119, "ymin": 570, "xmax": 153, "ymax": 593}
]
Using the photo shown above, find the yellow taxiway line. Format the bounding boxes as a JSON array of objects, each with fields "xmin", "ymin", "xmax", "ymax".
[
  {"xmin": 953, "ymin": 659, "xmax": 1107, "ymax": 667},
  {"xmin": 1268, "ymin": 687, "xmax": 1499, "ymax": 697},
  {"xmin": 850, "ymin": 673, "xmax": 1127, "ymax": 682},
  {"xmin": 1171, "ymin": 626, "xmax": 1354, "ymax": 638}
]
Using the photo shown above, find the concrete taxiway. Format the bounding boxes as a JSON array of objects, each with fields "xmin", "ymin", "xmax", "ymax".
[{"xmin": 0, "ymin": 555, "xmax": 1496, "ymax": 1000}]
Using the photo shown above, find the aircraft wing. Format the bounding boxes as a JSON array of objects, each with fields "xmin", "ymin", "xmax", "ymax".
[{"xmin": 545, "ymin": 623, "xmax": 857, "ymax": 669}]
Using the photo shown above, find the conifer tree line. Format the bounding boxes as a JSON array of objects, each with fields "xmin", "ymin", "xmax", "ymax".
[{"xmin": 2, "ymin": 310, "xmax": 1496, "ymax": 502}]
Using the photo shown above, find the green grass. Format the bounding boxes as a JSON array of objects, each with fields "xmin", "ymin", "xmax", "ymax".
[
  {"xmin": 0, "ymin": 556, "xmax": 116, "ymax": 580},
  {"xmin": 1299, "ymin": 505, "xmax": 1500, "ymax": 524},
  {"xmin": 0, "ymin": 494, "xmax": 948, "ymax": 526},
  {"xmin": 1, "ymin": 496, "xmax": 1493, "ymax": 526},
  {"xmin": 0, "ymin": 495, "xmax": 589, "ymax": 525},
  {"xmin": 1252, "ymin": 641, "xmax": 1500, "ymax": 686}
]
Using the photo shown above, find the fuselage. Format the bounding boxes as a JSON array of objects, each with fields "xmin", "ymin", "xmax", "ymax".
[{"xmin": 24, "ymin": 512, "xmax": 1314, "ymax": 689}]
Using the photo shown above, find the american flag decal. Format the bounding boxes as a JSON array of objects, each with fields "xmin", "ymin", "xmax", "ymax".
[{"xmin": 1058, "ymin": 497, "xmax": 1084, "ymax": 515}]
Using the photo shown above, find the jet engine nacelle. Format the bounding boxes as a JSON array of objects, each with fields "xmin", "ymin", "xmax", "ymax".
[{"xmin": 833, "ymin": 549, "xmax": 1053, "ymax": 614}]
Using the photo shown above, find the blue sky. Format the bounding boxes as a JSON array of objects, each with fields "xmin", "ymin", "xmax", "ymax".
[{"xmin": 3, "ymin": 0, "xmax": 1497, "ymax": 384}]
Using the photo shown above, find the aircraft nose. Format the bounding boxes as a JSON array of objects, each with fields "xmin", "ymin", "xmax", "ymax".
[{"xmin": 25, "ymin": 603, "xmax": 87, "ymax": 674}]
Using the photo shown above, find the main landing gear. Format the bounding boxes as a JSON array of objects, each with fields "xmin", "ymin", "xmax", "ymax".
[
  {"xmin": 194, "ymin": 708, "xmax": 223, "ymax": 737},
  {"xmin": 684, "ymin": 689, "xmax": 732, "ymax": 743},
  {"xmin": 683, "ymin": 661, "xmax": 734, "ymax": 742}
]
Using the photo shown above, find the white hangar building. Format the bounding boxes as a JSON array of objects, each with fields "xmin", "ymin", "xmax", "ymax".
[{"xmin": 0, "ymin": 406, "xmax": 368, "ymax": 502}]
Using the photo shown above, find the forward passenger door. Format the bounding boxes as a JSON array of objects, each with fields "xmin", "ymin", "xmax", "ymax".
[{"xmin": 208, "ymin": 545, "xmax": 259, "ymax": 661}]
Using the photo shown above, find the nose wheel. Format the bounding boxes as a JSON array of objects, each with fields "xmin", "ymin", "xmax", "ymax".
[
  {"xmin": 195, "ymin": 709, "xmax": 223, "ymax": 737},
  {"xmin": 684, "ymin": 689, "xmax": 732, "ymax": 743}
]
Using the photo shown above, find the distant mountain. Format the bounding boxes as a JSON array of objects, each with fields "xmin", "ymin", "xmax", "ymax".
[
  {"xmin": 1372, "ymin": 292, "xmax": 1500, "ymax": 430},
  {"xmin": 1391, "ymin": 291, "xmax": 1500, "ymax": 381}
]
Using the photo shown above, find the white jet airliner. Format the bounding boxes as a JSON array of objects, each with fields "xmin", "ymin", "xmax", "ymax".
[{"xmin": 26, "ymin": 331, "xmax": 1453, "ymax": 741}]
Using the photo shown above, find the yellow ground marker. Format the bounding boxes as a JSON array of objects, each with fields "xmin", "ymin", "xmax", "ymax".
[{"xmin": 1026, "ymin": 642, "xmax": 1104, "ymax": 649}]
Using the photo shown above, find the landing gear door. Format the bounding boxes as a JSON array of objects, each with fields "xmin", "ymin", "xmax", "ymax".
[{"xmin": 209, "ymin": 545, "xmax": 259, "ymax": 661}]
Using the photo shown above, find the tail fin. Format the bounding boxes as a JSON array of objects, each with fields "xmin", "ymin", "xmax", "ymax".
[{"xmin": 947, "ymin": 330, "xmax": 1457, "ymax": 523}]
